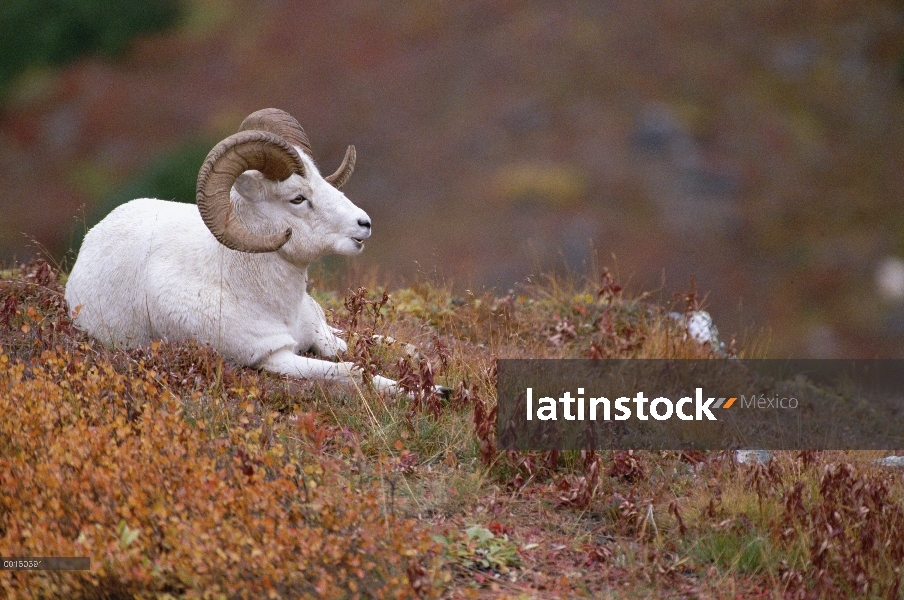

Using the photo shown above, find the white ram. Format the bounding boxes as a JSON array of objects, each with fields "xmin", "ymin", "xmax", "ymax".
[{"xmin": 66, "ymin": 108, "xmax": 410, "ymax": 394}]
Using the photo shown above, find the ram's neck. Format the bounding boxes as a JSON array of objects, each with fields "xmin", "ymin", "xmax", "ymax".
[{"xmin": 216, "ymin": 245, "xmax": 310, "ymax": 310}]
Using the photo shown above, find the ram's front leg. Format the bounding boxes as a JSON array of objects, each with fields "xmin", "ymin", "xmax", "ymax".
[
  {"xmin": 310, "ymin": 327, "xmax": 347, "ymax": 358},
  {"xmin": 330, "ymin": 328, "xmax": 453, "ymax": 399},
  {"xmin": 305, "ymin": 299, "xmax": 347, "ymax": 358},
  {"xmin": 261, "ymin": 348, "xmax": 400, "ymax": 393},
  {"xmin": 329, "ymin": 327, "xmax": 420, "ymax": 359}
]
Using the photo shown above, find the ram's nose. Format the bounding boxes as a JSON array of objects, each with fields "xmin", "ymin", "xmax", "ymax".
[{"xmin": 356, "ymin": 217, "xmax": 372, "ymax": 239}]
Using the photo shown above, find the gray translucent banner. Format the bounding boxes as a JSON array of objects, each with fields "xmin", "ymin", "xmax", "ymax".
[
  {"xmin": 496, "ymin": 360, "xmax": 904, "ymax": 450},
  {"xmin": 0, "ymin": 557, "xmax": 90, "ymax": 570}
]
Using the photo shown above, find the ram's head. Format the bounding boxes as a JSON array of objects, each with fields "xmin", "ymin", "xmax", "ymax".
[{"xmin": 196, "ymin": 108, "xmax": 371, "ymax": 260}]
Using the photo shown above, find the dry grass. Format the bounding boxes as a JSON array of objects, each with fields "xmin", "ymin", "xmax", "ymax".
[{"xmin": 1, "ymin": 260, "xmax": 902, "ymax": 598}]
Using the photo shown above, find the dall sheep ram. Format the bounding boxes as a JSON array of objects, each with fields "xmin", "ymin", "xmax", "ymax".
[{"xmin": 66, "ymin": 108, "xmax": 418, "ymax": 394}]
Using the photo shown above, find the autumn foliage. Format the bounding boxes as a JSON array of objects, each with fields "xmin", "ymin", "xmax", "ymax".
[{"xmin": 0, "ymin": 261, "xmax": 437, "ymax": 598}]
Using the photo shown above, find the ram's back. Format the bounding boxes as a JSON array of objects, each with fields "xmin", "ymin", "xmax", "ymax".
[{"xmin": 66, "ymin": 198, "xmax": 218, "ymax": 348}]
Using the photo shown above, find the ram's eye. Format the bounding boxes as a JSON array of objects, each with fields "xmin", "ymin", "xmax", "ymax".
[{"xmin": 290, "ymin": 195, "xmax": 306, "ymax": 205}]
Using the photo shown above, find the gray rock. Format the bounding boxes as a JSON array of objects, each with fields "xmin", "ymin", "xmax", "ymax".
[
  {"xmin": 875, "ymin": 456, "xmax": 904, "ymax": 468},
  {"xmin": 735, "ymin": 449, "xmax": 773, "ymax": 465}
]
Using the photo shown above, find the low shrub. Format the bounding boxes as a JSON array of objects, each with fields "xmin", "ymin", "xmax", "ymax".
[{"xmin": 0, "ymin": 261, "xmax": 438, "ymax": 599}]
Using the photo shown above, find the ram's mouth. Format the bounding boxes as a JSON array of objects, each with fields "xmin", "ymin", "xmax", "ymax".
[{"xmin": 351, "ymin": 237, "xmax": 365, "ymax": 247}]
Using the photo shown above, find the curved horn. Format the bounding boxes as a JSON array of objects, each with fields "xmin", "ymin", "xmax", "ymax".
[
  {"xmin": 325, "ymin": 145, "xmax": 356, "ymax": 189},
  {"xmin": 196, "ymin": 130, "xmax": 305, "ymax": 253},
  {"xmin": 239, "ymin": 108, "xmax": 313, "ymax": 158}
]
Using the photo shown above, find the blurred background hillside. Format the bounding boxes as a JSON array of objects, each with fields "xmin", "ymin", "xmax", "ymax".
[{"xmin": 1, "ymin": 0, "xmax": 903, "ymax": 357}]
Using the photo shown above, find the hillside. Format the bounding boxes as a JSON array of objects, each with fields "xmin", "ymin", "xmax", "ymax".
[
  {"xmin": 1, "ymin": 1, "xmax": 904, "ymax": 358},
  {"xmin": 2, "ymin": 261, "xmax": 903, "ymax": 598}
]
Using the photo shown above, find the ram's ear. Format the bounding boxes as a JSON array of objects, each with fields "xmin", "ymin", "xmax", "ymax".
[{"xmin": 233, "ymin": 171, "xmax": 265, "ymax": 201}]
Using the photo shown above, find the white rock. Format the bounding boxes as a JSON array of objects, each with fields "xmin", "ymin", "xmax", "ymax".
[
  {"xmin": 670, "ymin": 310, "xmax": 727, "ymax": 354},
  {"xmin": 735, "ymin": 449, "xmax": 773, "ymax": 465},
  {"xmin": 876, "ymin": 257, "xmax": 904, "ymax": 301}
]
